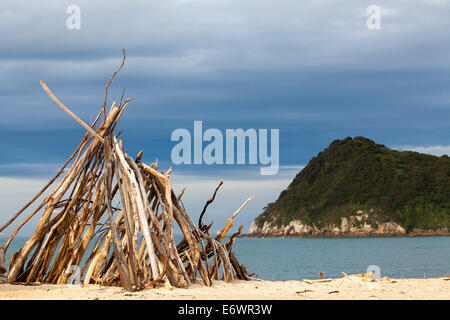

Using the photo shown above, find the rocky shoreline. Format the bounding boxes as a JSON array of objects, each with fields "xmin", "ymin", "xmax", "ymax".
[
  {"xmin": 246, "ymin": 212, "xmax": 450, "ymax": 238},
  {"xmin": 242, "ymin": 231, "xmax": 450, "ymax": 238}
]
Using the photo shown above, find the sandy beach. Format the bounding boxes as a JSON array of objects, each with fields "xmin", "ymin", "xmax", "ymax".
[{"xmin": 1, "ymin": 276, "xmax": 449, "ymax": 300}]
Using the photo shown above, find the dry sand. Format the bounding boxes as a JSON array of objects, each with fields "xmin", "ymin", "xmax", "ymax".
[{"xmin": 1, "ymin": 276, "xmax": 450, "ymax": 300}]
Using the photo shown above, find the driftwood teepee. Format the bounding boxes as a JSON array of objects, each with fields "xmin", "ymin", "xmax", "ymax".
[{"xmin": 0, "ymin": 51, "xmax": 252, "ymax": 291}]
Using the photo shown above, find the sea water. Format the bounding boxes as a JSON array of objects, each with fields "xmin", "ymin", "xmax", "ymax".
[
  {"xmin": 233, "ymin": 236, "xmax": 450, "ymax": 280},
  {"xmin": 1, "ymin": 236, "xmax": 449, "ymax": 281}
]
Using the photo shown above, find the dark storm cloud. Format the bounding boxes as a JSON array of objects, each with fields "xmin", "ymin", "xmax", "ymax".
[{"xmin": 1, "ymin": 0, "xmax": 450, "ymax": 234}]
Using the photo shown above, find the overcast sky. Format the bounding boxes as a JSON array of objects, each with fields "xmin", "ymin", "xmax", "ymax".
[{"xmin": 1, "ymin": 0, "xmax": 450, "ymax": 237}]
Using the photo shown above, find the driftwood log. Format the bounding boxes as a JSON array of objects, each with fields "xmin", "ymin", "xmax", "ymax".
[
  {"xmin": 0, "ymin": 52, "xmax": 252, "ymax": 291},
  {"xmin": 0, "ymin": 247, "xmax": 6, "ymax": 276}
]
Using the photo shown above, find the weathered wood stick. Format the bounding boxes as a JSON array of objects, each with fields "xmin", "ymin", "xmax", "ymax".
[
  {"xmin": 137, "ymin": 174, "xmax": 190, "ymax": 288},
  {"xmin": 79, "ymin": 227, "xmax": 108, "ymax": 278},
  {"xmin": 3, "ymin": 135, "xmax": 95, "ymax": 251},
  {"xmin": 199, "ymin": 180, "xmax": 223, "ymax": 228},
  {"xmin": 0, "ymin": 247, "xmax": 6, "ymax": 275},
  {"xmin": 83, "ymin": 211, "xmax": 124, "ymax": 284},
  {"xmin": 139, "ymin": 163, "xmax": 176, "ymax": 246},
  {"xmin": 102, "ymin": 48, "xmax": 126, "ymax": 119},
  {"xmin": 125, "ymin": 159, "xmax": 162, "ymax": 282},
  {"xmin": 46, "ymin": 149, "xmax": 105, "ymax": 283},
  {"xmin": 56, "ymin": 166, "xmax": 106, "ymax": 283},
  {"xmin": 148, "ymin": 176, "xmax": 191, "ymax": 285},
  {"xmin": 113, "ymin": 158, "xmax": 141, "ymax": 289},
  {"xmin": 177, "ymin": 185, "xmax": 188, "ymax": 202},
  {"xmin": 113, "ymin": 137, "xmax": 160, "ymax": 280},
  {"xmin": 71, "ymin": 176, "xmax": 106, "ymax": 267},
  {"xmin": 104, "ymin": 134, "xmax": 132, "ymax": 291},
  {"xmin": 302, "ymin": 279, "xmax": 333, "ymax": 284},
  {"xmin": 217, "ymin": 197, "xmax": 253, "ymax": 241},
  {"xmin": 29, "ymin": 149, "xmax": 103, "ymax": 282},
  {"xmin": 40, "ymin": 80, "xmax": 105, "ymax": 143}
]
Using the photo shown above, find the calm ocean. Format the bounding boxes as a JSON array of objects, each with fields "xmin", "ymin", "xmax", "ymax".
[{"xmin": 2, "ymin": 236, "xmax": 449, "ymax": 281}]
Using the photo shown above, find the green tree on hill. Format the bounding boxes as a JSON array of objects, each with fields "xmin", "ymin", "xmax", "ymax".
[{"xmin": 255, "ymin": 137, "xmax": 450, "ymax": 231}]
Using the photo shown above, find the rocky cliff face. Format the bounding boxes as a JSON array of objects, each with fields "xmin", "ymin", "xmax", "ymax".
[{"xmin": 247, "ymin": 210, "xmax": 450, "ymax": 237}]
